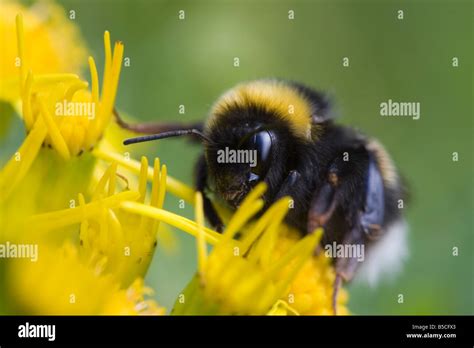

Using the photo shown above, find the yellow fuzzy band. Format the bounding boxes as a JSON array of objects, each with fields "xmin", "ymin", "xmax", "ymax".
[{"xmin": 209, "ymin": 80, "xmax": 313, "ymax": 140}]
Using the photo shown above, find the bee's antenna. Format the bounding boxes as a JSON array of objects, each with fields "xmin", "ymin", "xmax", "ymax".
[{"xmin": 123, "ymin": 129, "xmax": 214, "ymax": 145}]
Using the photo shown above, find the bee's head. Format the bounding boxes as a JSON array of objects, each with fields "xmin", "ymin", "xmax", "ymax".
[
  {"xmin": 205, "ymin": 127, "xmax": 273, "ymax": 207},
  {"xmin": 203, "ymin": 79, "xmax": 326, "ymax": 207},
  {"xmin": 204, "ymin": 115, "xmax": 296, "ymax": 208}
]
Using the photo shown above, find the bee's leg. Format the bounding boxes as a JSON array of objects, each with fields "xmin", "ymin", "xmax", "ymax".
[
  {"xmin": 195, "ymin": 154, "xmax": 224, "ymax": 232},
  {"xmin": 113, "ymin": 108, "xmax": 204, "ymax": 140},
  {"xmin": 273, "ymin": 170, "xmax": 312, "ymax": 231},
  {"xmin": 332, "ymin": 273, "xmax": 343, "ymax": 315},
  {"xmin": 332, "ymin": 225, "xmax": 365, "ymax": 314},
  {"xmin": 273, "ymin": 170, "xmax": 301, "ymax": 199},
  {"xmin": 307, "ymin": 181, "xmax": 338, "ymax": 234}
]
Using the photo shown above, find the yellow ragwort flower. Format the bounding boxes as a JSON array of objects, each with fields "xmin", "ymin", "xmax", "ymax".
[
  {"xmin": 11, "ymin": 12, "xmax": 122, "ymax": 159},
  {"xmin": 7, "ymin": 242, "xmax": 165, "ymax": 315},
  {"xmin": 25, "ymin": 157, "xmax": 168, "ymax": 288},
  {"xmin": 0, "ymin": 0, "xmax": 87, "ymax": 101},
  {"xmin": 268, "ymin": 227, "xmax": 349, "ymax": 315},
  {"xmin": 4, "ymin": 155, "xmax": 195, "ymax": 314},
  {"xmin": 0, "ymin": 8, "xmax": 194, "ymax": 306},
  {"xmin": 0, "ymin": 13, "xmax": 124, "ymax": 240},
  {"xmin": 0, "ymin": 10, "xmax": 191, "ymax": 242},
  {"xmin": 120, "ymin": 183, "xmax": 349, "ymax": 315}
]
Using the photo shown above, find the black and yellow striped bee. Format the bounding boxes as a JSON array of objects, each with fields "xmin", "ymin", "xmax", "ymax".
[{"xmin": 119, "ymin": 79, "xmax": 409, "ymax": 313}]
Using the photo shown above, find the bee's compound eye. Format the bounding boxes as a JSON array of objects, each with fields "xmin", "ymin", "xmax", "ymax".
[
  {"xmin": 246, "ymin": 130, "xmax": 273, "ymax": 176},
  {"xmin": 253, "ymin": 131, "xmax": 272, "ymax": 162}
]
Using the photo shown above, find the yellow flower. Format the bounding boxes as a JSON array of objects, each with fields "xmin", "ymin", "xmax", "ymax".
[
  {"xmin": 268, "ymin": 227, "xmax": 349, "ymax": 315},
  {"xmin": 12, "ymin": 12, "xmax": 122, "ymax": 158},
  {"xmin": 0, "ymin": 13, "xmax": 124, "ymax": 241},
  {"xmin": 92, "ymin": 147, "xmax": 196, "ymax": 204},
  {"xmin": 0, "ymin": 6, "xmax": 170, "ymax": 316},
  {"xmin": 0, "ymin": 10, "xmax": 188, "ymax": 245},
  {"xmin": 4, "ymin": 156, "xmax": 183, "ymax": 314},
  {"xmin": 0, "ymin": 0, "xmax": 87, "ymax": 102},
  {"xmin": 0, "ymin": 8, "xmax": 191, "ymax": 306},
  {"xmin": 6, "ymin": 242, "xmax": 165, "ymax": 315},
  {"xmin": 121, "ymin": 183, "xmax": 350, "ymax": 315},
  {"xmin": 25, "ymin": 157, "xmax": 167, "ymax": 288}
]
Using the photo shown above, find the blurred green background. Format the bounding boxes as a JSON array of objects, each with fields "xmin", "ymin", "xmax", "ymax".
[{"xmin": 4, "ymin": 0, "xmax": 473, "ymax": 314}]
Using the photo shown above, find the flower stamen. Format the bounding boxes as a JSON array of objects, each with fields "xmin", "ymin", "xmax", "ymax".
[
  {"xmin": 0, "ymin": 116, "xmax": 47, "ymax": 201},
  {"xmin": 121, "ymin": 201, "xmax": 222, "ymax": 246},
  {"xmin": 195, "ymin": 192, "xmax": 207, "ymax": 280},
  {"xmin": 92, "ymin": 148, "xmax": 195, "ymax": 203},
  {"xmin": 38, "ymin": 97, "xmax": 71, "ymax": 160}
]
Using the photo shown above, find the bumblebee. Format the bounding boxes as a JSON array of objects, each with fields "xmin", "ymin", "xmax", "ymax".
[{"xmin": 119, "ymin": 79, "xmax": 409, "ymax": 313}]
